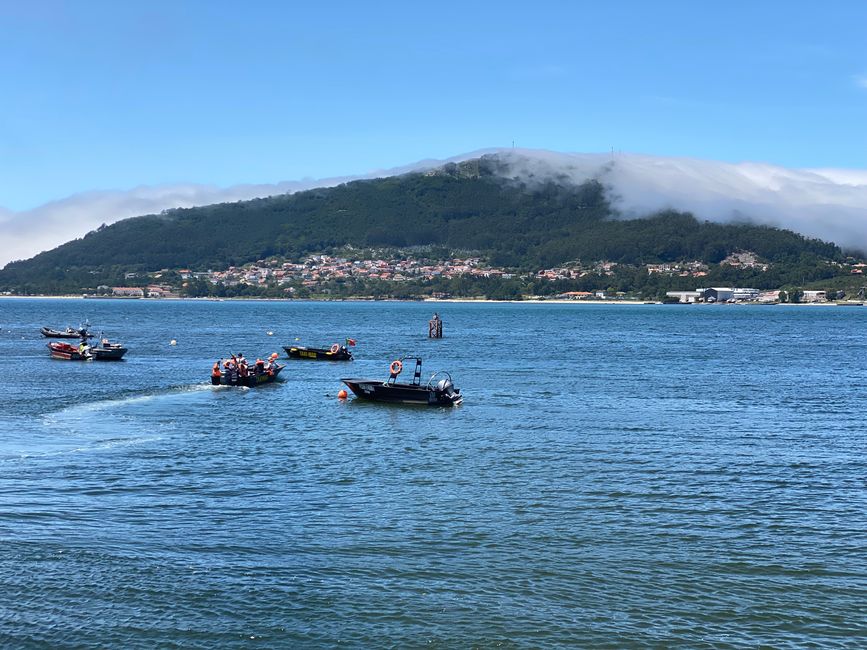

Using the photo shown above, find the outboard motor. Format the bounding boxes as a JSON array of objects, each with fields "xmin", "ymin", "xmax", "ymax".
[{"xmin": 435, "ymin": 378, "xmax": 460, "ymax": 401}]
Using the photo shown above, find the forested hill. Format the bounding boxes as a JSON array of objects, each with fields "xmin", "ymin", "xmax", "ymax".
[{"xmin": 0, "ymin": 156, "xmax": 843, "ymax": 292}]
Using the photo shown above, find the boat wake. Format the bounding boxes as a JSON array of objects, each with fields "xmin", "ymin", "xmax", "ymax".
[
  {"xmin": 0, "ymin": 383, "xmax": 218, "ymax": 462},
  {"xmin": 48, "ymin": 382, "xmax": 215, "ymax": 417}
]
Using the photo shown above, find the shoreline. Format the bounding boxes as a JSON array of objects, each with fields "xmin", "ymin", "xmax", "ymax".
[{"xmin": 1, "ymin": 295, "xmax": 862, "ymax": 307}]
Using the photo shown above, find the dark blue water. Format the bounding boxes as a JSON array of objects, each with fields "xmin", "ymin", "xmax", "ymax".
[{"xmin": 2, "ymin": 298, "xmax": 866, "ymax": 647}]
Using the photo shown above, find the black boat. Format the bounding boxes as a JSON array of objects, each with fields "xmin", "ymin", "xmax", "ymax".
[
  {"xmin": 41, "ymin": 326, "xmax": 93, "ymax": 339},
  {"xmin": 213, "ymin": 363, "xmax": 285, "ymax": 387},
  {"xmin": 341, "ymin": 357, "xmax": 462, "ymax": 406},
  {"xmin": 90, "ymin": 338, "xmax": 128, "ymax": 361},
  {"xmin": 284, "ymin": 343, "xmax": 353, "ymax": 361}
]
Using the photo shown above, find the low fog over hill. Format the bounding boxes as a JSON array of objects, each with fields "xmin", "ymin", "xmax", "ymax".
[
  {"xmin": 2, "ymin": 149, "xmax": 865, "ymax": 268},
  {"xmin": 480, "ymin": 150, "xmax": 867, "ymax": 255}
]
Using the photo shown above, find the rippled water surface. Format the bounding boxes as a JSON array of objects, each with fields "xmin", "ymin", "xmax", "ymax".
[{"xmin": 1, "ymin": 298, "xmax": 866, "ymax": 647}]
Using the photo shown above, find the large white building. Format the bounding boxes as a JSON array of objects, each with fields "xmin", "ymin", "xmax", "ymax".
[
  {"xmin": 665, "ymin": 291, "xmax": 702, "ymax": 303},
  {"xmin": 732, "ymin": 288, "xmax": 760, "ymax": 301},
  {"xmin": 802, "ymin": 290, "xmax": 827, "ymax": 303}
]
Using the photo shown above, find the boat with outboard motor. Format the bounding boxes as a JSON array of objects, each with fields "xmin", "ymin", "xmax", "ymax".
[
  {"xmin": 284, "ymin": 343, "xmax": 353, "ymax": 361},
  {"xmin": 341, "ymin": 357, "xmax": 462, "ymax": 406},
  {"xmin": 90, "ymin": 338, "xmax": 128, "ymax": 360},
  {"xmin": 41, "ymin": 326, "xmax": 93, "ymax": 339},
  {"xmin": 215, "ymin": 364, "xmax": 285, "ymax": 387},
  {"xmin": 212, "ymin": 354, "xmax": 285, "ymax": 387}
]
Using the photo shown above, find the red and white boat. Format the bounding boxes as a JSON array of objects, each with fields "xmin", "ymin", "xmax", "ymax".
[{"xmin": 47, "ymin": 341, "xmax": 90, "ymax": 360}]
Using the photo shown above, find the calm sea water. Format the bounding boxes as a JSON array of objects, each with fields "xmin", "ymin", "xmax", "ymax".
[{"xmin": 1, "ymin": 298, "xmax": 866, "ymax": 647}]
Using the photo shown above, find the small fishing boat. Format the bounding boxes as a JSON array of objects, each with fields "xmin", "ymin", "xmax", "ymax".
[
  {"xmin": 341, "ymin": 357, "xmax": 462, "ymax": 406},
  {"xmin": 47, "ymin": 341, "xmax": 90, "ymax": 360},
  {"xmin": 212, "ymin": 363, "xmax": 285, "ymax": 387},
  {"xmin": 284, "ymin": 343, "xmax": 353, "ymax": 361},
  {"xmin": 90, "ymin": 338, "xmax": 128, "ymax": 361},
  {"xmin": 41, "ymin": 326, "xmax": 93, "ymax": 339}
]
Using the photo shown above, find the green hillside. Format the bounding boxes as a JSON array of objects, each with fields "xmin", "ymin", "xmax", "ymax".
[{"xmin": 0, "ymin": 155, "xmax": 848, "ymax": 296}]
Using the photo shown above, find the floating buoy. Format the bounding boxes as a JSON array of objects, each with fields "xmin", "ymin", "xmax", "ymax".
[
  {"xmin": 267, "ymin": 331, "xmax": 273, "ymax": 336},
  {"xmin": 338, "ymin": 389, "xmax": 348, "ymax": 399},
  {"xmin": 170, "ymin": 339, "xmax": 177, "ymax": 346}
]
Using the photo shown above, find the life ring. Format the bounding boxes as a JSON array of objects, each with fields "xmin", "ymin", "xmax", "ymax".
[
  {"xmin": 330, "ymin": 343, "xmax": 340, "ymax": 354},
  {"xmin": 389, "ymin": 359, "xmax": 403, "ymax": 375}
]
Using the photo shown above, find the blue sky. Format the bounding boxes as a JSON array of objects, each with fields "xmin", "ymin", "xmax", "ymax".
[{"xmin": 1, "ymin": 0, "xmax": 865, "ymax": 211}]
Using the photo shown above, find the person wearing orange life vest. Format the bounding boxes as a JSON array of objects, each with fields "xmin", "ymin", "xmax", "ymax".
[{"xmin": 211, "ymin": 360, "xmax": 222, "ymax": 385}]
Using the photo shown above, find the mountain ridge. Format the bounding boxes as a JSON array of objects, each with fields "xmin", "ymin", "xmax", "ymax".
[
  {"xmin": 2, "ymin": 148, "xmax": 866, "ymax": 268},
  {"xmin": 0, "ymin": 154, "xmax": 853, "ymax": 297}
]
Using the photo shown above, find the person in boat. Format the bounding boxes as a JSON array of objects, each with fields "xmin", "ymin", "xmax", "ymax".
[
  {"xmin": 223, "ymin": 358, "xmax": 238, "ymax": 384},
  {"xmin": 211, "ymin": 360, "xmax": 222, "ymax": 385},
  {"xmin": 78, "ymin": 341, "xmax": 90, "ymax": 357},
  {"xmin": 255, "ymin": 358, "xmax": 265, "ymax": 375},
  {"xmin": 267, "ymin": 352, "xmax": 279, "ymax": 374},
  {"xmin": 238, "ymin": 355, "xmax": 249, "ymax": 378}
]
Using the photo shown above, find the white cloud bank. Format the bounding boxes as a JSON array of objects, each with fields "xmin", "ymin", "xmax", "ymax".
[
  {"xmin": 0, "ymin": 177, "xmax": 359, "ymax": 269},
  {"xmin": 480, "ymin": 150, "xmax": 867, "ymax": 254},
  {"xmin": 2, "ymin": 149, "xmax": 866, "ymax": 269}
]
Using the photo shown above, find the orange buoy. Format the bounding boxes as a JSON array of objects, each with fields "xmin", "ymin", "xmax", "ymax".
[
  {"xmin": 338, "ymin": 389, "xmax": 348, "ymax": 399},
  {"xmin": 389, "ymin": 359, "xmax": 403, "ymax": 375}
]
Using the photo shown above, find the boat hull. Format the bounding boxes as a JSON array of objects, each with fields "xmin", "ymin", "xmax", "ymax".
[
  {"xmin": 341, "ymin": 378, "xmax": 462, "ymax": 406},
  {"xmin": 284, "ymin": 345, "xmax": 352, "ymax": 361},
  {"xmin": 214, "ymin": 364, "xmax": 285, "ymax": 387}
]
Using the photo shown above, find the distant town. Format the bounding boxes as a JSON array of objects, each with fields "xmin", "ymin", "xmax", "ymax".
[{"xmin": 65, "ymin": 249, "xmax": 867, "ymax": 303}]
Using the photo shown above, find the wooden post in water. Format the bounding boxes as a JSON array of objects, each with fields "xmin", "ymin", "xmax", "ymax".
[{"xmin": 428, "ymin": 313, "xmax": 443, "ymax": 338}]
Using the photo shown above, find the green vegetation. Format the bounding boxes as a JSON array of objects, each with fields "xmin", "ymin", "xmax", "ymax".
[{"xmin": 0, "ymin": 155, "xmax": 858, "ymax": 299}]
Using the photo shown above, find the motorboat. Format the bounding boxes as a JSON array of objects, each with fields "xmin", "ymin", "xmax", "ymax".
[
  {"xmin": 212, "ymin": 361, "xmax": 285, "ymax": 387},
  {"xmin": 47, "ymin": 341, "xmax": 90, "ymax": 360},
  {"xmin": 41, "ymin": 326, "xmax": 93, "ymax": 339},
  {"xmin": 341, "ymin": 357, "xmax": 462, "ymax": 406},
  {"xmin": 284, "ymin": 343, "xmax": 353, "ymax": 361},
  {"xmin": 90, "ymin": 338, "xmax": 128, "ymax": 360}
]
